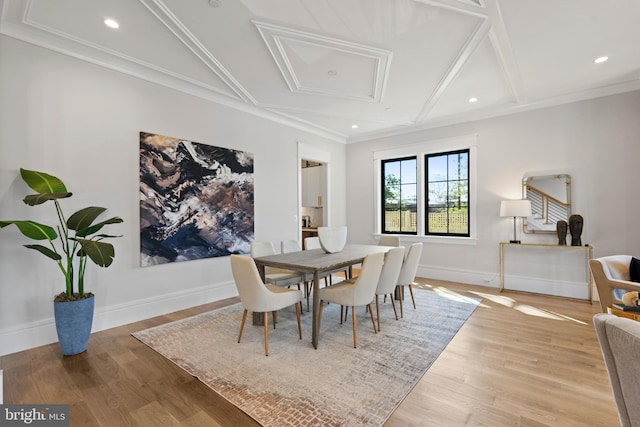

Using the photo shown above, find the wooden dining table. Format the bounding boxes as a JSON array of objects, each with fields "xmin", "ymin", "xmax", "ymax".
[{"xmin": 253, "ymin": 244, "xmax": 393, "ymax": 349}]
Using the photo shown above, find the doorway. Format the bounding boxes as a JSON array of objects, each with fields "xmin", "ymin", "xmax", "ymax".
[{"xmin": 298, "ymin": 143, "xmax": 330, "ymax": 246}]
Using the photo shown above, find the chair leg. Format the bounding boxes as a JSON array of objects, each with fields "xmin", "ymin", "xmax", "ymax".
[
  {"xmin": 238, "ymin": 308, "xmax": 248, "ymax": 343},
  {"xmin": 408, "ymin": 284, "xmax": 416, "ymax": 309},
  {"xmin": 295, "ymin": 303, "xmax": 302, "ymax": 339},
  {"xmin": 272, "ymin": 311, "xmax": 277, "ymax": 329},
  {"xmin": 398, "ymin": 286, "xmax": 404, "ymax": 318},
  {"xmin": 389, "ymin": 294, "xmax": 398, "ymax": 320},
  {"xmin": 367, "ymin": 303, "xmax": 377, "ymax": 334},
  {"xmin": 351, "ymin": 306, "xmax": 357, "ymax": 348},
  {"xmin": 264, "ymin": 311, "xmax": 269, "ymax": 356},
  {"xmin": 296, "ymin": 283, "xmax": 304, "ymax": 313},
  {"xmin": 375, "ymin": 295, "xmax": 381, "ymax": 332}
]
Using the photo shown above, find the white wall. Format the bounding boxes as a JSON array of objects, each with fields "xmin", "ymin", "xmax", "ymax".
[
  {"xmin": 346, "ymin": 90, "xmax": 640, "ymax": 286},
  {"xmin": 0, "ymin": 36, "xmax": 346, "ymax": 356}
]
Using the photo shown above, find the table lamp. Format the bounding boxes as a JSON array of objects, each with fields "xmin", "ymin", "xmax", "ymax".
[{"xmin": 500, "ymin": 199, "xmax": 531, "ymax": 244}]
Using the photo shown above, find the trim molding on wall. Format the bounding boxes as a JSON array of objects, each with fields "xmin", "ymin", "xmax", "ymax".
[{"xmin": 0, "ymin": 281, "xmax": 238, "ymax": 357}]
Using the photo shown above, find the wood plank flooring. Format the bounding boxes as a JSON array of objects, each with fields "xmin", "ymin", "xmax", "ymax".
[{"xmin": 1, "ymin": 279, "xmax": 619, "ymax": 426}]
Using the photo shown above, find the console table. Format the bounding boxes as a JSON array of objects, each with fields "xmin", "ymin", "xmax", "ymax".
[{"xmin": 499, "ymin": 242, "xmax": 593, "ymax": 301}]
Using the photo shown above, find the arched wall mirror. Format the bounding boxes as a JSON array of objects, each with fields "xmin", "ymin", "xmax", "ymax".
[{"xmin": 522, "ymin": 174, "xmax": 571, "ymax": 234}]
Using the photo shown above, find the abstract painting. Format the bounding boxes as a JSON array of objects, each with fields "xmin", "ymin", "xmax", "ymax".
[{"xmin": 139, "ymin": 132, "xmax": 254, "ymax": 266}]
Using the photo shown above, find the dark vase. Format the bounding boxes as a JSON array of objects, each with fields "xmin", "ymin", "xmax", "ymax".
[
  {"xmin": 556, "ymin": 220, "xmax": 567, "ymax": 245},
  {"xmin": 569, "ymin": 214, "xmax": 583, "ymax": 246},
  {"xmin": 53, "ymin": 295, "xmax": 95, "ymax": 356}
]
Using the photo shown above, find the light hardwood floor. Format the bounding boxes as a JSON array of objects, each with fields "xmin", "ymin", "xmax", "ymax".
[{"xmin": 1, "ymin": 278, "xmax": 619, "ymax": 426}]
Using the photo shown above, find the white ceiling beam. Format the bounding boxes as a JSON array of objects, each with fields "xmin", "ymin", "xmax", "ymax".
[
  {"xmin": 484, "ymin": 0, "xmax": 523, "ymax": 103},
  {"xmin": 415, "ymin": 18, "xmax": 491, "ymax": 123},
  {"xmin": 139, "ymin": 0, "xmax": 257, "ymax": 105}
]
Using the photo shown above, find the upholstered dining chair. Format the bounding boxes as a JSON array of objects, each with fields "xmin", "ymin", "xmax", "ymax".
[
  {"xmin": 589, "ymin": 255, "xmax": 640, "ymax": 312},
  {"xmin": 378, "ymin": 235, "xmax": 400, "ymax": 247},
  {"xmin": 230, "ymin": 255, "xmax": 303, "ymax": 356},
  {"xmin": 281, "ymin": 239, "xmax": 302, "ymax": 254},
  {"xmin": 318, "ymin": 251, "xmax": 384, "ymax": 348},
  {"xmin": 397, "ymin": 242, "xmax": 423, "ymax": 318},
  {"xmin": 593, "ymin": 313, "xmax": 640, "ymax": 427},
  {"xmin": 251, "ymin": 241, "xmax": 306, "ymax": 312},
  {"xmin": 304, "ymin": 236, "xmax": 321, "ymax": 250},
  {"xmin": 374, "ymin": 247, "xmax": 405, "ymax": 331},
  {"xmin": 250, "ymin": 241, "xmax": 305, "ymax": 288}
]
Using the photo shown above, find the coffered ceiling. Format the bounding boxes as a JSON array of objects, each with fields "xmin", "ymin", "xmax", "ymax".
[{"xmin": 2, "ymin": 0, "xmax": 639, "ymax": 143}]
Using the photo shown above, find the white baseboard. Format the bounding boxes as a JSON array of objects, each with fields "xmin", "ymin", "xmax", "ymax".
[
  {"xmin": 0, "ymin": 281, "xmax": 238, "ymax": 357},
  {"xmin": 417, "ymin": 264, "xmax": 501, "ymax": 288},
  {"xmin": 502, "ymin": 275, "xmax": 589, "ymax": 299},
  {"xmin": 0, "ymin": 263, "xmax": 591, "ymax": 357},
  {"xmin": 417, "ymin": 264, "xmax": 591, "ymax": 300}
]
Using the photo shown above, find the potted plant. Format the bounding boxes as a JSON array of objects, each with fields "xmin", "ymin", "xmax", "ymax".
[{"xmin": 0, "ymin": 168, "xmax": 123, "ymax": 355}]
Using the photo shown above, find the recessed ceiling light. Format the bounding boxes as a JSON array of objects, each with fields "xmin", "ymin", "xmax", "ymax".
[
  {"xmin": 468, "ymin": 97, "xmax": 478, "ymax": 103},
  {"xmin": 104, "ymin": 18, "xmax": 119, "ymax": 29},
  {"xmin": 594, "ymin": 56, "xmax": 609, "ymax": 64},
  {"xmin": 351, "ymin": 124, "xmax": 358, "ymax": 129},
  {"xmin": 327, "ymin": 70, "xmax": 338, "ymax": 76}
]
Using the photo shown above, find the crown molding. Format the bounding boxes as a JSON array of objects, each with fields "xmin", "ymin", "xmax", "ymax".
[{"xmin": 348, "ymin": 81, "xmax": 640, "ymax": 144}]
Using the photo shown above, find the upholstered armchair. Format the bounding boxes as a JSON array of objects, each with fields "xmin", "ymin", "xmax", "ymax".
[
  {"xmin": 589, "ymin": 255, "xmax": 640, "ymax": 312},
  {"xmin": 593, "ymin": 313, "xmax": 640, "ymax": 427}
]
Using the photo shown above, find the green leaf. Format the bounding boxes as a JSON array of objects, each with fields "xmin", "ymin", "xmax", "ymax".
[
  {"xmin": 76, "ymin": 239, "xmax": 115, "ymax": 267},
  {"xmin": 20, "ymin": 168, "xmax": 68, "ymax": 194},
  {"xmin": 76, "ymin": 217, "xmax": 124, "ymax": 237},
  {"xmin": 24, "ymin": 244, "xmax": 62, "ymax": 261},
  {"xmin": 23, "ymin": 192, "xmax": 72, "ymax": 206},
  {"xmin": 67, "ymin": 206, "xmax": 107, "ymax": 231},
  {"xmin": 0, "ymin": 220, "xmax": 57, "ymax": 240}
]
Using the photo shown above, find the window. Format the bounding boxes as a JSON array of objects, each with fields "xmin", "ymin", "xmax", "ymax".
[
  {"xmin": 425, "ymin": 149, "xmax": 469, "ymax": 236},
  {"xmin": 374, "ymin": 135, "xmax": 476, "ymax": 241},
  {"xmin": 381, "ymin": 157, "xmax": 417, "ymax": 234}
]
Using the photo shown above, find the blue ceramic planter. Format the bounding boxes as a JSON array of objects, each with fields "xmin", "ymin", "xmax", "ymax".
[{"xmin": 53, "ymin": 295, "xmax": 95, "ymax": 356}]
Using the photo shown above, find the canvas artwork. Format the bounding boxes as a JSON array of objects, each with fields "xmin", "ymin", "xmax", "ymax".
[{"xmin": 139, "ymin": 132, "xmax": 254, "ymax": 266}]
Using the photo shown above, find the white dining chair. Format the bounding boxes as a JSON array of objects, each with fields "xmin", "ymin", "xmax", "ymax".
[
  {"xmin": 230, "ymin": 255, "xmax": 303, "ymax": 356},
  {"xmin": 378, "ymin": 235, "xmax": 401, "ymax": 247},
  {"xmin": 397, "ymin": 242, "xmax": 423, "ymax": 317},
  {"xmin": 250, "ymin": 241, "xmax": 305, "ymax": 287},
  {"xmin": 374, "ymin": 247, "xmax": 405, "ymax": 331},
  {"xmin": 251, "ymin": 241, "xmax": 306, "ymax": 312},
  {"xmin": 281, "ymin": 239, "xmax": 302, "ymax": 254},
  {"xmin": 304, "ymin": 236, "xmax": 321, "ymax": 250},
  {"xmin": 318, "ymin": 251, "xmax": 385, "ymax": 348}
]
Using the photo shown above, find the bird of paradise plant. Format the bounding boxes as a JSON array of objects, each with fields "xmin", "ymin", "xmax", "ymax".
[{"xmin": 0, "ymin": 168, "xmax": 123, "ymax": 300}]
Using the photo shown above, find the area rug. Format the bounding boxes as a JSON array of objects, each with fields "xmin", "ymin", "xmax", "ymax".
[{"xmin": 133, "ymin": 289, "xmax": 480, "ymax": 426}]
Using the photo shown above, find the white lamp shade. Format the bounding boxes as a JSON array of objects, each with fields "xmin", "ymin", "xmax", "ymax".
[{"xmin": 500, "ymin": 200, "xmax": 532, "ymax": 217}]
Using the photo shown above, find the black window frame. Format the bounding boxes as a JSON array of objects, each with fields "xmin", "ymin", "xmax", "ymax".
[
  {"xmin": 381, "ymin": 156, "xmax": 418, "ymax": 235},
  {"xmin": 425, "ymin": 149, "xmax": 470, "ymax": 237}
]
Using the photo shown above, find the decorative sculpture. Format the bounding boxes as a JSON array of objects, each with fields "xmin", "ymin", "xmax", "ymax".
[
  {"xmin": 569, "ymin": 214, "xmax": 583, "ymax": 246},
  {"xmin": 556, "ymin": 220, "xmax": 567, "ymax": 246}
]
